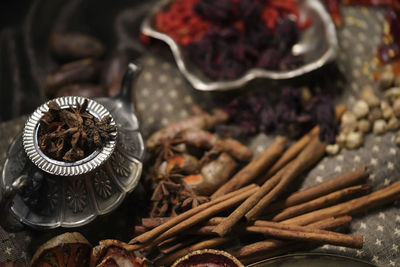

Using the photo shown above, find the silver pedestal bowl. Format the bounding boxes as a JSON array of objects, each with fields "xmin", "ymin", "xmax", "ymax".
[{"xmin": 0, "ymin": 63, "xmax": 145, "ymax": 230}]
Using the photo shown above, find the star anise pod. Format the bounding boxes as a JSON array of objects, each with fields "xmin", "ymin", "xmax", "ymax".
[
  {"xmin": 38, "ymin": 99, "xmax": 116, "ymax": 162},
  {"xmin": 151, "ymin": 179, "xmax": 181, "ymax": 201},
  {"xmin": 178, "ymin": 183, "xmax": 209, "ymax": 211}
]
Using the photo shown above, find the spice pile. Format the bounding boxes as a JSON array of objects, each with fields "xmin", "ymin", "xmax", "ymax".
[
  {"xmin": 326, "ymin": 66, "xmax": 400, "ymax": 155},
  {"xmin": 45, "ymin": 32, "xmax": 130, "ymax": 99},
  {"xmin": 144, "ymin": 106, "xmax": 253, "ymax": 217},
  {"xmin": 128, "ymin": 104, "xmax": 400, "ymax": 265},
  {"xmin": 38, "ymin": 99, "xmax": 116, "ymax": 162},
  {"xmin": 225, "ymin": 66, "xmax": 342, "ymax": 143},
  {"xmin": 154, "ymin": 0, "xmax": 308, "ymax": 80}
]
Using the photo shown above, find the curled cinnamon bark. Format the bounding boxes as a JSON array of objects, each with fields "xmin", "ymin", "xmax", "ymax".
[
  {"xmin": 271, "ymin": 184, "xmax": 371, "ymax": 221},
  {"xmin": 211, "ymin": 137, "xmax": 287, "ymax": 198},
  {"xmin": 129, "ymin": 184, "xmax": 258, "ymax": 246},
  {"xmin": 282, "ymin": 180, "xmax": 400, "ymax": 226},
  {"xmin": 264, "ymin": 166, "xmax": 368, "ymax": 215}
]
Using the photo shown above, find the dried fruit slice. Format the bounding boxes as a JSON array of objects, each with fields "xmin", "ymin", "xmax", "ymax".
[
  {"xmin": 30, "ymin": 232, "xmax": 92, "ymax": 267},
  {"xmin": 172, "ymin": 249, "xmax": 243, "ymax": 267},
  {"xmin": 0, "ymin": 262, "xmax": 25, "ymax": 267},
  {"xmin": 90, "ymin": 240, "xmax": 145, "ymax": 267}
]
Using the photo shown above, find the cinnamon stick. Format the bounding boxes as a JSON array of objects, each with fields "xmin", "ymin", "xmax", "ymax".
[
  {"xmin": 264, "ymin": 166, "xmax": 368, "ymax": 215},
  {"xmin": 142, "ymin": 217, "xmax": 171, "ymax": 229},
  {"xmin": 231, "ymin": 215, "xmax": 352, "ymax": 259},
  {"xmin": 212, "ymin": 164, "xmax": 288, "ymax": 236},
  {"xmin": 255, "ymin": 104, "xmax": 346, "ymax": 185},
  {"xmin": 282, "ymin": 180, "xmax": 400, "ymax": 226},
  {"xmin": 155, "ymin": 237, "xmax": 233, "ymax": 266},
  {"xmin": 129, "ymin": 184, "xmax": 258, "ymax": 245},
  {"xmin": 245, "ymin": 137, "xmax": 327, "ymax": 221},
  {"xmin": 239, "ymin": 243, "xmax": 301, "ymax": 265},
  {"xmin": 158, "ymin": 236, "xmax": 202, "ymax": 254},
  {"xmin": 150, "ymin": 185, "xmax": 259, "ymax": 246},
  {"xmin": 211, "ymin": 137, "xmax": 288, "ymax": 199},
  {"xmin": 255, "ymin": 126, "xmax": 319, "ymax": 185},
  {"xmin": 271, "ymin": 184, "xmax": 371, "ymax": 221},
  {"xmin": 245, "ymin": 222, "xmax": 363, "ymax": 248}
]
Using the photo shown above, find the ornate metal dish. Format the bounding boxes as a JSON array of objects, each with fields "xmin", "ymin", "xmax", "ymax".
[
  {"xmin": 141, "ymin": 0, "xmax": 338, "ymax": 91},
  {"xmin": 0, "ymin": 63, "xmax": 145, "ymax": 229}
]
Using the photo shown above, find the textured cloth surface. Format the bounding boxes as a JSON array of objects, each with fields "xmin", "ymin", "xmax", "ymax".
[{"xmin": 0, "ymin": 1, "xmax": 399, "ymax": 267}]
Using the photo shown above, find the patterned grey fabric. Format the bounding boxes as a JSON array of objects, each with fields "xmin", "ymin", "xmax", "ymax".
[{"xmin": 0, "ymin": 3, "xmax": 399, "ymax": 267}]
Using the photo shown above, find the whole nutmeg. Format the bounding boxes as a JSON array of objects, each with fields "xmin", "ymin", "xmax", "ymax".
[
  {"xmin": 394, "ymin": 76, "xmax": 400, "ymax": 87},
  {"xmin": 393, "ymin": 98, "xmax": 400, "ymax": 117},
  {"xmin": 373, "ymin": 119, "xmax": 387, "ymax": 135},
  {"xmin": 378, "ymin": 70, "xmax": 394, "ymax": 90},
  {"xmin": 336, "ymin": 132, "xmax": 347, "ymax": 148},
  {"xmin": 381, "ymin": 101, "xmax": 394, "ymax": 119},
  {"xmin": 341, "ymin": 111, "xmax": 357, "ymax": 132},
  {"xmin": 357, "ymin": 119, "xmax": 371, "ymax": 133},
  {"xmin": 361, "ymin": 85, "xmax": 380, "ymax": 107},
  {"xmin": 396, "ymin": 132, "xmax": 400, "ymax": 146},
  {"xmin": 346, "ymin": 131, "xmax": 363, "ymax": 149},
  {"xmin": 325, "ymin": 144, "xmax": 340, "ymax": 156},
  {"xmin": 387, "ymin": 116, "xmax": 400, "ymax": 131},
  {"xmin": 384, "ymin": 87, "xmax": 400, "ymax": 103},
  {"xmin": 353, "ymin": 100, "xmax": 369, "ymax": 119},
  {"xmin": 368, "ymin": 107, "xmax": 383, "ymax": 122}
]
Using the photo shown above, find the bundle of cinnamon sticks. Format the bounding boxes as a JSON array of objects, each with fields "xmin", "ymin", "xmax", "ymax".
[{"xmin": 129, "ymin": 104, "xmax": 400, "ymax": 265}]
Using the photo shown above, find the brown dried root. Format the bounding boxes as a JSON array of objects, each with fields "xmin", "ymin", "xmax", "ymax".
[
  {"xmin": 179, "ymin": 129, "xmax": 253, "ymax": 162},
  {"xmin": 146, "ymin": 108, "xmax": 229, "ymax": 151}
]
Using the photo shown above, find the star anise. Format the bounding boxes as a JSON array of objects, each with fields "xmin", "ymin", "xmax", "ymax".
[
  {"xmin": 178, "ymin": 183, "xmax": 209, "ymax": 211},
  {"xmin": 153, "ymin": 137, "xmax": 185, "ymax": 164},
  {"xmin": 150, "ymin": 177, "xmax": 182, "ymax": 217},
  {"xmin": 38, "ymin": 99, "xmax": 116, "ymax": 162}
]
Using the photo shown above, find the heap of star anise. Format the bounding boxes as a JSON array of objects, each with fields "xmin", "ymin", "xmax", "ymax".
[
  {"xmin": 150, "ymin": 172, "xmax": 209, "ymax": 217},
  {"xmin": 38, "ymin": 99, "xmax": 116, "ymax": 162}
]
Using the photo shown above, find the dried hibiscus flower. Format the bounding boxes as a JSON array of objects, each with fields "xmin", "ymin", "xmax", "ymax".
[{"xmin": 154, "ymin": 0, "xmax": 306, "ymax": 80}]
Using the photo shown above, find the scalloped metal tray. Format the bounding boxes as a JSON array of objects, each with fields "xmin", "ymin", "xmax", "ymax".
[{"xmin": 141, "ymin": 0, "xmax": 338, "ymax": 91}]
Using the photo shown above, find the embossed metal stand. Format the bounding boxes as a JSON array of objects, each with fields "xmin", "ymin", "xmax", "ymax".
[{"xmin": 0, "ymin": 63, "xmax": 145, "ymax": 229}]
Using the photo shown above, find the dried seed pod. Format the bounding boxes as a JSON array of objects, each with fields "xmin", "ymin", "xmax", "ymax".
[
  {"xmin": 396, "ymin": 132, "xmax": 400, "ymax": 146},
  {"xmin": 361, "ymin": 85, "xmax": 380, "ymax": 107},
  {"xmin": 394, "ymin": 76, "xmax": 400, "ymax": 87},
  {"xmin": 368, "ymin": 107, "xmax": 383, "ymax": 122},
  {"xmin": 49, "ymin": 32, "xmax": 105, "ymax": 60},
  {"xmin": 56, "ymin": 84, "xmax": 107, "ymax": 98},
  {"xmin": 373, "ymin": 119, "xmax": 387, "ymax": 135},
  {"xmin": 31, "ymin": 232, "xmax": 92, "ymax": 267},
  {"xmin": 378, "ymin": 70, "xmax": 394, "ymax": 90},
  {"xmin": 325, "ymin": 144, "xmax": 340, "ymax": 156},
  {"xmin": 340, "ymin": 111, "xmax": 357, "ymax": 133},
  {"xmin": 336, "ymin": 132, "xmax": 347, "ymax": 147},
  {"xmin": 357, "ymin": 119, "xmax": 371, "ymax": 133},
  {"xmin": 345, "ymin": 131, "xmax": 363, "ymax": 149},
  {"xmin": 387, "ymin": 116, "xmax": 400, "ymax": 131},
  {"xmin": 385, "ymin": 87, "xmax": 400, "ymax": 103},
  {"xmin": 352, "ymin": 100, "xmax": 369, "ymax": 119},
  {"xmin": 45, "ymin": 58, "xmax": 101, "ymax": 95},
  {"xmin": 184, "ymin": 152, "xmax": 237, "ymax": 196},
  {"xmin": 101, "ymin": 51, "xmax": 130, "ymax": 97},
  {"xmin": 393, "ymin": 98, "xmax": 400, "ymax": 117},
  {"xmin": 381, "ymin": 101, "xmax": 394, "ymax": 119}
]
